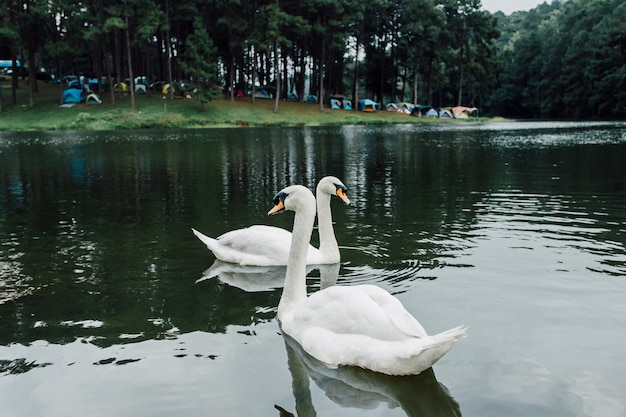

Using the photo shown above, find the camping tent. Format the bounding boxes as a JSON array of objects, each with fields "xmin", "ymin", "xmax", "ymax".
[
  {"xmin": 86, "ymin": 93, "xmax": 102, "ymax": 105},
  {"xmin": 397, "ymin": 102, "xmax": 415, "ymax": 114},
  {"xmin": 410, "ymin": 105, "xmax": 434, "ymax": 118},
  {"xmin": 358, "ymin": 99, "xmax": 378, "ymax": 112},
  {"xmin": 439, "ymin": 109, "xmax": 452, "ymax": 118},
  {"xmin": 0, "ymin": 60, "xmax": 20, "ymax": 69},
  {"xmin": 114, "ymin": 82, "xmax": 129, "ymax": 93},
  {"xmin": 87, "ymin": 78, "xmax": 107, "ymax": 92},
  {"xmin": 386, "ymin": 103, "xmax": 399, "ymax": 112},
  {"xmin": 254, "ymin": 89, "xmax": 272, "ymax": 99},
  {"xmin": 425, "ymin": 108, "xmax": 438, "ymax": 118},
  {"xmin": 450, "ymin": 106, "xmax": 478, "ymax": 118},
  {"xmin": 62, "ymin": 88, "xmax": 85, "ymax": 104},
  {"xmin": 305, "ymin": 95, "xmax": 318, "ymax": 103},
  {"xmin": 329, "ymin": 95, "xmax": 351, "ymax": 109}
]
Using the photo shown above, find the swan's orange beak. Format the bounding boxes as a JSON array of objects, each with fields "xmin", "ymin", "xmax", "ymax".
[
  {"xmin": 337, "ymin": 188, "xmax": 351, "ymax": 205},
  {"xmin": 268, "ymin": 200, "xmax": 285, "ymax": 215}
]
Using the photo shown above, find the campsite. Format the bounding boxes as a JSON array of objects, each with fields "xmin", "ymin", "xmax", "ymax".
[
  {"xmin": 3, "ymin": 1, "xmax": 626, "ymax": 122},
  {"xmin": 0, "ymin": 79, "xmax": 490, "ymax": 131}
]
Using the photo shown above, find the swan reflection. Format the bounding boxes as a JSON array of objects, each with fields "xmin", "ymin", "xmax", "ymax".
[
  {"xmin": 197, "ymin": 261, "xmax": 340, "ymax": 292},
  {"xmin": 283, "ymin": 333, "xmax": 461, "ymax": 417}
]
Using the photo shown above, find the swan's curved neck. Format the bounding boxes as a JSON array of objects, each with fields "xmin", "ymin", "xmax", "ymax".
[
  {"xmin": 316, "ymin": 189, "xmax": 339, "ymax": 260},
  {"xmin": 278, "ymin": 196, "xmax": 316, "ymax": 319}
]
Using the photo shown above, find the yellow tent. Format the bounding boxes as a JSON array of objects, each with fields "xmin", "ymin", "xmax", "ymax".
[{"xmin": 113, "ymin": 82, "xmax": 128, "ymax": 93}]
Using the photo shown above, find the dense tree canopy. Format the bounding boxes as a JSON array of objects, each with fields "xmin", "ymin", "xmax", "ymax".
[
  {"xmin": 1, "ymin": 0, "xmax": 625, "ymax": 119},
  {"xmin": 490, "ymin": 0, "xmax": 626, "ymax": 119}
]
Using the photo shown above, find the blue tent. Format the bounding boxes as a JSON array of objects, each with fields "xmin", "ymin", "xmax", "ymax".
[
  {"xmin": 342, "ymin": 99, "xmax": 352, "ymax": 110},
  {"xmin": 330, "ymin": 98, "xmax": 342, "ymax": 109},
  {"xmin": 63, "ymin": 88, "xmax": 85, "ymax": 104},
  {"xmin": 358, "ymin": 99, "xmax": 378, "ymax": 112},
  {"xmin": 439, "ymin": 109, "xmax": 452, "ymax": 118},
  {"xmin": 254, "ymin": 88, "xmax": 271, "ymax": 99},
  {"xmin": 410, "ymin": 105, "xmax": 433, "ymax": 117},
  {"xmin": 0, "ymin": 60, "xmax": 20, "ymax": 69}
]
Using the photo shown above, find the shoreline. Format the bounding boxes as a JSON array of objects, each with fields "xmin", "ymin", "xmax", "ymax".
[{"xmin": 0, "ymin": 82, "xmax": 496, "ymax": 132}]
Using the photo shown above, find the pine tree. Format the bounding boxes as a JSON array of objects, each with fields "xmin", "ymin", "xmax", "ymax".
[{"xmin": 180, "ymin": 16, "xmax": 219, "ymax": 111}]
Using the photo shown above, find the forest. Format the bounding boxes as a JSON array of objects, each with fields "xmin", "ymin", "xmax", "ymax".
[{"xmin": 1, "ymin": 0, "xmax": 625, "ymax": 119}]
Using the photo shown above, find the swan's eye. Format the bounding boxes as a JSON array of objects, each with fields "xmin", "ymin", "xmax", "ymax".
[
  {"xmin": 273, "ymin": 191, "xmax": 288, "ymax": 206},
  {"xmin": 268, "ymin": 191, "xmax": 289, "ymax": 215}
]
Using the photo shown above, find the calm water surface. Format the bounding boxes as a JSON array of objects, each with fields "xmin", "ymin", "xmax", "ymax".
[{"xmin": 1, "ymin": 122, "xmax": 625, "ymax": 417}]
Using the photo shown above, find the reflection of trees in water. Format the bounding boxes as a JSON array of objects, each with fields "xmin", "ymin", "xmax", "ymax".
[{"xmin": 282, "ymin": 333, "xmax": 461, "ymax": 417}]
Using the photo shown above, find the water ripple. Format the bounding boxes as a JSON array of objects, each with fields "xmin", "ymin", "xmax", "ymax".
[
  {"xmin": 339, "ymin": 259, "xmax": 444, "ymax": 294},
  {"xmin": 472, "ymin": 191, "xmax": 626, "ymax": 277}
]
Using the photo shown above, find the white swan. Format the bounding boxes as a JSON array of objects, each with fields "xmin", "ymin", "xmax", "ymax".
[
  {"xmin": 191, "ymin": 176, "xmax": 349, "ymax": 266},
  {"xmin": 269, "ymin": 184, "xmax": 467, "ymax": 376}
]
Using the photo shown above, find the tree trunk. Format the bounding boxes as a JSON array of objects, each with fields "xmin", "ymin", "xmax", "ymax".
[
  {"xmin": 273, "ymin": 42, "xmax": 280, "ymax": 113},
  {"xmin": 11, "ymin": 56, "xmax": 18, "ymax": 105},
  {"xmin": 298, "ymin": 46, "xmax": 305, "ymax": 102},
  {"xmin": 412, "ymin": 63, "xmax": 418, "ymax": 105},
  {"xmin": 165, "ymin": 34, "xmax": 173, "ymax": 99},
  {"xmin": 457, "ymin": 45, "xmax": 464, "ymax": 106},
  {"xmin": 319, "ymin": 38, "xmax": 325, "ymax": 112},
  {"xmin": 282, "ymin": 54, "xmax": 288, "ymax": 99},
  {"xmin": 352, "ymin": 38, "xmax": 359, "ymax": 111},
  {"xmin": 115, "ymin": 30, "xmax": 122, "ymax": 99},
  {"xmin": 125, "ymin": 19, "xmax": 135, "ymax": 110},
  {"xmin": 251, "ymin": 45, "xmax": 256, "ymax": 104},
  {"xmin": 106, "ymin": 54, "xmax": 115, "ymax": 105},
  {"xmin": 229, "ymin": 57, "xmax": 235, "ymax": 102},
  {"xmin": 55, "ymin": 55, "xmax": 63, "ymax": 105},
  {"xmin": 28, "ymin": 49, "xmax": 36, "ymax": 108},
  {"xmin": 426, "ymin": 55, "xmax": 434, "ymax": 104},
  {"xmin": 378, "ymin": 46, "xmax": 385, "ymax": 104},
  {"xmin": 400, "ymin": 56, "xmax": 408, "ymax": 102}
]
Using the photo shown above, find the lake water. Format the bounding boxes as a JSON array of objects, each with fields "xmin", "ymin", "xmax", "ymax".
[{"xmin": 1, "ymin": 122, "xmax": 625, "ymax": 417}]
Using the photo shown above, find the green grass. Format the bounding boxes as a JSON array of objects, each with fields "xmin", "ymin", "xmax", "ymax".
[{"xmin": 0, "ymin": 79, "xmax": 489, "ymax": 131}]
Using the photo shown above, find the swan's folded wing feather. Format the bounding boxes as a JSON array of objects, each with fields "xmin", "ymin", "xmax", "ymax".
[
  {"xmin": 195, "ymin": 225, "xmax": 292, "ymax": 265},
  {"xmin": 301, "ymin": 285, "xmax": 428, "ymax": 341}
]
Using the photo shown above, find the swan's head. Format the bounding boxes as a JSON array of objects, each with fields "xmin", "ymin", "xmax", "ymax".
[
  {"xmin": 268, "ymin": 185, "xmax": 316, "ymax": 215},
  {"xmin": 318, "ymin": 176, "xmax": 351, "ymax": 205}
]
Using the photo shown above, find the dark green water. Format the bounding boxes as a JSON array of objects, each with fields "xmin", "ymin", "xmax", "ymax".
[{"xmin": 1, "ymin": 122, "xmax": 625, "ymax": 416}]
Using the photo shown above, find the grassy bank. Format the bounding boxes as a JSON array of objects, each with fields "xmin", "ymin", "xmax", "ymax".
[{"xmin": 0, "ymin": 79, "xmax": 488, "ymax": 131}]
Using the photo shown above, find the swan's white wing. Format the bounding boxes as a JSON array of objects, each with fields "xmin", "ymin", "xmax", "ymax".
[
  {"xmin": 217, "ymin": 225, "xmax": 292, "ymax": 264},
  {"xmin": 193, "ymin": 226, "xmax": 325, "ymax": 266},
  {"xmin": 295, "ymin": 285, "xmax": 428, "ymax": 341},
  {"xmin": 284, "ymin": 284, "xmax": 466, "ymax": 374},
  {"xmin": 193, "ymin": 226, "xmax": 292, "ymax": 265}
]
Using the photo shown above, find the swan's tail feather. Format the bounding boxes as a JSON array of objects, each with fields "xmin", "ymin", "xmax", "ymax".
[
  {"xmin": 195, "ymin": 273, "xmax": 217, "ymax": 283},
  {"xmin": 400, "ymin": 325, "xmax": 467, "ymax": 373},
  {"xmin": 430, "ymin": 325, "xmax": 467, "ymax": 343},
  {"xmin": 191, "ymin": 228, "xmax": 218, "ymax": 250}
]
